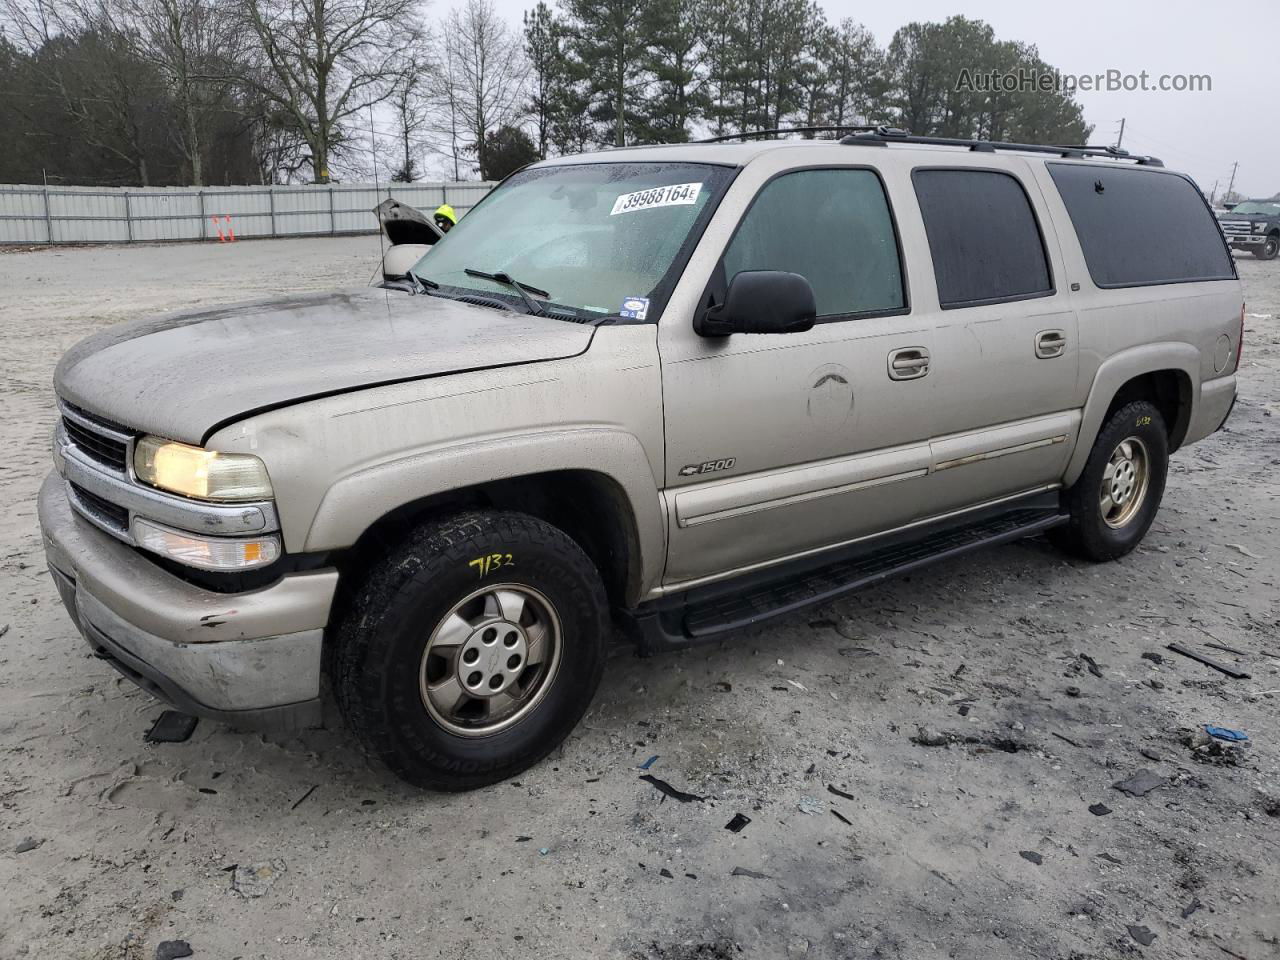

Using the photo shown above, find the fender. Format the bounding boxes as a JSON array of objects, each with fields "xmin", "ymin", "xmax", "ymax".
[
  {"xmin": 303, "ymin": 426, "xmax": 667, "ymax": 598},
  {"xmin": 1063, "ymin": 342, "xmax": 1199, "ymax": 487}
]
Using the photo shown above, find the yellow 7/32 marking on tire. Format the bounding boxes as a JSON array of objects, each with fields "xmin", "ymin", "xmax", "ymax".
[
  {"xmin": 1136, "ymin": 415, "xmax": 1152, "ymax": 426},
  {"xmin": 469, "ymin": 553, "xmax": 514, "ymax": 577}
]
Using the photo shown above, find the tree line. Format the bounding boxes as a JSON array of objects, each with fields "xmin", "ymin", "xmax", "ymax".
[{"xmin": 0, "ymin": 0, "xmax": 1092, "ymax": 187}]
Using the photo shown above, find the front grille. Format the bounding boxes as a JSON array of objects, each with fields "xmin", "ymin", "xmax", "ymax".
[
  {"xmin": 61, "ymin": 408, "xmax": 129, "ymax": 471},
  {"xmin": 69, "ymin": 482, "xmax": 130, "ymax": 535},
  {"xmin": 1220, "ymin": 220, "xmax": 1253, "ymax": 238}
]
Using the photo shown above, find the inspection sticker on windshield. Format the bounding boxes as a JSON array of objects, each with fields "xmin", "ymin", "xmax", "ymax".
[
  {"xmin": 619, "ymin": 296, "xmax": 649, "ymax": 320},
  {"xmin": 610, "ymin": 182, "xmax": 702, "ymax": 216}
]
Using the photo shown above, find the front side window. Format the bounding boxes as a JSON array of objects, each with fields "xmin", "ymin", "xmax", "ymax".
[
  {"xmin": 721, "ymin": 168, "xmax": 906, "ymax": 320},
  {"xmin": 913, "ymin": 168, "xmax": 1054, "ymax": 308},
  {"xmin": 415, "ymin": 162, "xmax": 733, "ymax": 321}
]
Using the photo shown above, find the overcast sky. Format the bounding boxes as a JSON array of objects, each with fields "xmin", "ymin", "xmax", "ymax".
[{"xmin": 487, "ymin": 0, "xmax": 1278, "ymax": 198}]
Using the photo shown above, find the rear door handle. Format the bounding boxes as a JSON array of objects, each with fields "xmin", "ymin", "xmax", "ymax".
[
  {"xmin": 888, "ymin": 346, "xmax": 930, "ymax": 380},
  {"xmin": 1036, "ymin": 329, "xmax": 1067, "ymax": 359}
]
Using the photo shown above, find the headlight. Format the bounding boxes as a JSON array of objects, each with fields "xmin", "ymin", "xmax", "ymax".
[
  {"xmin": 131, "ymin": 517, "xmax": 280, "ymax": 571},
  {"xmin": 134, "ymin": 437, "xmax": 272, "ymax": 501},
  {"xmin": 1254, "ymin": 222, "xmax": 1268, "ymax": 233}
]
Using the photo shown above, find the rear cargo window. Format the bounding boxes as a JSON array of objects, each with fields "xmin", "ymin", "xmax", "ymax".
[
  {"xmin": 1047, "ymin": 163, "xmax": 1234, "ymax": 287},
  {"xmin": 912, "ymin": 169, "xmax": 1053, "ymax": 308},
  {"xmin": 722, "ymin": 168, "xmax": 906, "ymax": 320}
]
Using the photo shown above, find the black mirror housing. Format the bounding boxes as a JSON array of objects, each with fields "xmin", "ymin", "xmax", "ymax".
[{"xmin": 696, "ymin": 270, "xmax": 817, "ymax": 337}]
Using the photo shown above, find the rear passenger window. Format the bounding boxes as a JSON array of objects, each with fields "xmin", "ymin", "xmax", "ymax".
[
  {"xmin": 1047, "ymin": 163, "xmax": 1234, "ymax": 287},
  {"xmin": 913, "ymin": 169, "xmax": 1053, "ymax": 308},
  {"xmin": 722, "ymin": 168, "xmax": 905, "ymax": 319}
]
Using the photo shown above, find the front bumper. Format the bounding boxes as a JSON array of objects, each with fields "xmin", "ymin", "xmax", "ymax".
[
  {"xmin": 1226, "ymin": 235, "xmax": 1266, "ymax": 247},
  {"xmin": 38, "ymin": 472, "xmax": 338, "ymax": 730}
]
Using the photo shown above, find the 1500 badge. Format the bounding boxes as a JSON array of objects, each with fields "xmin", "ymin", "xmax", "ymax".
[{"xmin": 679, "ymin": 457, "xmax": 736, "ymax": 477}]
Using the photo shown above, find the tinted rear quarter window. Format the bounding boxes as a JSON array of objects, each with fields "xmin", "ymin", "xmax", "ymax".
[
  {"xmin": 912, "ymin": 169, "xmax": 1053, "ymax": 308},
  {"xmin": 1047, "ymin": 163, "xmax": 1234, "ymax": 287}
]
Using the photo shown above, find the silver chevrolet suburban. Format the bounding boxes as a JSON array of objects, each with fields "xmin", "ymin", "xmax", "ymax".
[{"xmin": 39, "ymin": 129, "xmax": 1243, "ymax": 790}]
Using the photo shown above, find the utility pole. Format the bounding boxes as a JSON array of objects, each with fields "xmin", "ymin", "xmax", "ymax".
[
  {"xmin": 1115, "ymin": 118, "xmax": 1125, "ymax": 150},
  {"xmin": 1226, "ymin": 161, "xmax": 1239, "ymax": 201},
  {"xmin": 1210, "ymin": 180, "xmax": 1220, "ymax": 206}
]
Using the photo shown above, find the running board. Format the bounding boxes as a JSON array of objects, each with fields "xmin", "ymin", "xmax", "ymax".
[{"xmin": 628, "ymin": 504, "xmax": 1066, "ymax": 654}]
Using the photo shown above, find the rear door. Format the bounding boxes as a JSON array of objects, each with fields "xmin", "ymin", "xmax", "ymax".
[
  {"xmin": 907, "ymin": 163, "xmax": 1082, "ymax": 515},
  {"xmin": 658, "ymin": 155, "xmax": 940, "ymax": 587}
]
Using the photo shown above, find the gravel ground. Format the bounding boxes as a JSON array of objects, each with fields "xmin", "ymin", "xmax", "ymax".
[{"xmin": 1, "ymin": 237, "xmax": 1278, "ymax": 960}]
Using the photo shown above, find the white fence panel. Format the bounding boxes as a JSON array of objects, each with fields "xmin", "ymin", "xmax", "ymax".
[{"xmin": 0, "ymin": 181, "xmax": 496, "ymax": 245}]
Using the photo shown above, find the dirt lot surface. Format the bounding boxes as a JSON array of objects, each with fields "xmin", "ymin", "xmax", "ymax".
[{"xmin": 2, "ymin": 238, "xmax": 1278, "ymax": 960}]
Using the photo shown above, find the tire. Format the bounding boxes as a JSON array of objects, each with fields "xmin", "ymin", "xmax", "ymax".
[
  {"xmin": 1252, "ymin": 234, "xmax": 1279, "ymax": 260},
  {"xmin": 332, "ymin": 510, "xmax": 609, "ymax": 790},
  {"xmin": 1050, "ymin": 400, "xmax": 1169, "ymax": 562}
]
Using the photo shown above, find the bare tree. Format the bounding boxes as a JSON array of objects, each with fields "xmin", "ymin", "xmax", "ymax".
[
  {"xmin": 234, "ymin": 0, "xmax": 420, "ymax": 182},
  {"xmin": 1, "ymin": 0, "xmax": 160, "ymax": 183},
  {"xmin": 445, "ymin": 0, "xmax": 527, "ymax": 177},
  {"xmin": 387, "ymin": 40, "xmax": 434, "ymax": 180},
  {"xmin": 99, "ymin": 0, "xmax": 246, "ymax": 184}
]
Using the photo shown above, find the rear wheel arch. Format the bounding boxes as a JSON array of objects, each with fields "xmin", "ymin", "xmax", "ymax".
[{"xmin": 1065, "ymin": 347, "xmax": 1198, "ymax": 487}]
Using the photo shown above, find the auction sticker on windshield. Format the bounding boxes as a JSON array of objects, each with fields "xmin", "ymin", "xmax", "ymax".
[{"xmin": 610, "ymin": 182, "xmax": 702, "ymax": 216}]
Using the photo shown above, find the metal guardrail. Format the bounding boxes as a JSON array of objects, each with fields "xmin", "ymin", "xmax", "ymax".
[{"xmin": 0, "ymin": 181, "xmax": 496, "ymax": 245}]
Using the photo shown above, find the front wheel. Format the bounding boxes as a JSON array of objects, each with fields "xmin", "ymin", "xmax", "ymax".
[
  {"xmin": 332, "ymin": 511, "xmax": 609, "ymax": 790},
  {"xmin": 1252, "ymin": 235, "xmax": 1279, "ymax": 260},
  {"xmin": 1050, "ymin": 400, "xmax": 1169, "ymax": 561}
]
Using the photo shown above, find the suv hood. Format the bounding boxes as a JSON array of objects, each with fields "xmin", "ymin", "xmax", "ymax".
[{"xmin": 55, "ymin": 287, "xmax": 595, "ymax": 444}]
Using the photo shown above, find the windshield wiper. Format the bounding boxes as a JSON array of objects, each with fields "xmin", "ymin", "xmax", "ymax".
[
  {"xmin": 464, "ymin": 267, "xmax": 548, "ymax": 316},
  {"xmin": 406, "ymin": 268, "xmax": 438, "ymax": 296}
]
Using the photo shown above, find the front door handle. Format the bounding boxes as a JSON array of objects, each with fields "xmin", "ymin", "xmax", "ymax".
[
  {"xmin": 1036, "ymin": 329, "xmax": 1067, "ymax": 359},
  {"xmin": 888, "ymin": 346, "xmax": 931, "ymax": 381}
]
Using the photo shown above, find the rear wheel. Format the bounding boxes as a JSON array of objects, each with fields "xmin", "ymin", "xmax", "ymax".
[
  {"xmin": 1253, "ymin": 234, "xmax": 1280, "ymax": 260},
  {"xmin": 1050, "ymin": 400, "xmax": 1169, "ymax": 561},
  {"xmin": 332, "ymin": 510, "xmax": 609, "ymax": 790}
]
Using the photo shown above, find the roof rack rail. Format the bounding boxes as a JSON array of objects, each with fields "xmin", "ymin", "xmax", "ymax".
[
  {"xmin": 697, "ymin": 125, "xmax": 881, "ymax": 143},
  {"xmin": 694, "ymin": 125, "xmax": 1163, "ymax": 166},
  {"xmin": 838, "ymin": 128, "xmax": 1163, "ymax": 166}
]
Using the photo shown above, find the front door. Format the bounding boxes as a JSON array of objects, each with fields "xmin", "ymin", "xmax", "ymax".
[{"xmin": 658, "ymin": 161, "xmax": 939, "ymax": 587}]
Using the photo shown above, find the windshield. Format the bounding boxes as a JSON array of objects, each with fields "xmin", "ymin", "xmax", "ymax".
[
  {"xmin": 413, "ymin": 161, "xmax": 733, "ymax": 320},
  {"xmin": 1229, "ymin": 201, "xmax": 1280, "ymax": 216}
]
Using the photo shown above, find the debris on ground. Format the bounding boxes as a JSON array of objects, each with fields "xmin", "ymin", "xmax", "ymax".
[
  {"xmin": 797, "ymin": 796, "xmax": 822, "ymax": 816},
  {"xmin": 639, "ymin": 775, "xmax": 705, "ymax": 804},
  {"xmin": 912, "ymin": 727, "xmax": 952, "ymax": 747},
  {"xmin": 231, "ymin": 859, "xmax": 286, "ymax": 898},
  {"xmin": 659, "ymin": 868, "xmax": 674, "ymax": 879},
  {"xmin": 145, "ymin": 711, "xmax": 199, "ymax": 744},
  {"xmin": 1112, "ymin": 770, "xmax": 1167, "ymax": 797},
  {"xmin": 1019, "ymin": 851, "xmax": 1043, "ymax": 865},
  {"xmin": 1141, "ymin": 651, "xmax": 1164, "ymax": 665},
  {"xmin": 731, "ymin": 867, "xmax": 770, "ymax": 879},
  {"xmin": 724, "ymin": 813, "xmax": 751, "ymax": 833},
  {"xmin": 1079, "ymin": 653, "xmax": 1103, "ymax": 678},
  {"xmin": 290, "ymin": 784, "xmax": 319, "ymax": 810},
  {"xmin": 1205, "ymin": 725, "xmax": 1249, "ymax": 742},
  {"xmin": 14, "ymin": 837, "xmax": 42, "ymax": 854},
  {"xmin": 638, "ymin": 755, "xmax": 659, "ymax": 770},
  {"xmin": 155, "ymin": 940, "xmax": 193, "ymax": 960},
  {"xmin": 1181, "ymin": 898, "xmax": 1203, "ymax": 919},
  {"xmin": 1185, "ymin": 728, "xmax": 1249, "ymax": 767},
  {"xmin": 1097, "ymin": 853, "xmax": 1123, "ymax": 865},
  {"xmin": 827, "ymin": 784, "xmax": 855, "ymax": 801},
  {"xmin": 1126, "ymin": 924, "xmax": 1156, "ymax": 947},
  {"xmin": 1225, "ymin": 543, "xmax": 1263, "ymax": 559},
  {"xmin": 1066, "ymin": 686, "xmax": 1081, "ymax": 698},
  {"xmin": 830, "ymin": 809, "xmax": 852, "ymax": 826},
  {"xmin": 1088, "ymin": 803, "xmax": 1112, "ymax": 816},
  {"xmin": 1166, "ymin": 643, "xmax": 1251, "ymax": 679}
]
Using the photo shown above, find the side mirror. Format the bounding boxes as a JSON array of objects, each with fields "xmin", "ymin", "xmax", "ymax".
[{"xmin": 695, "ymin": 270, "xmax": 817, "ymax": 337}]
